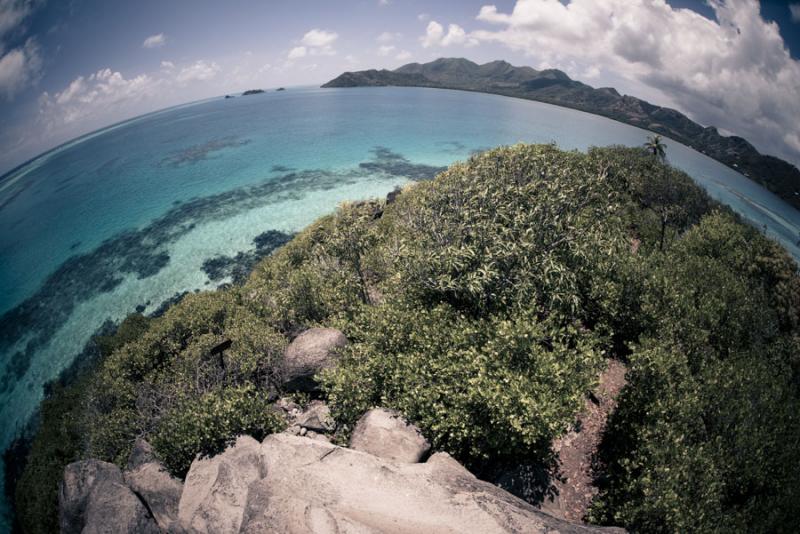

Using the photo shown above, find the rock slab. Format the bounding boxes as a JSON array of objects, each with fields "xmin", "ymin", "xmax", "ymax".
[
  {"xmin": 281, "ymin": 327, "xmax": 347, "ymax": 391},
  {"xmin": 59, "ymin": 459, "xmax": 159, "ymax": 533},
  {"xmin": 349, "ymin": 407, "xmax": 430, "ymax": 463}
]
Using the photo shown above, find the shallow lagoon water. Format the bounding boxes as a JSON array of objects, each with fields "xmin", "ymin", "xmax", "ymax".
[{"xmin": 1, "ymin": 86, "xmax": 799, "ymax": 525}]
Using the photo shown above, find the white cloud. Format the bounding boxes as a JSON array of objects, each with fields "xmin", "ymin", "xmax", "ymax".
[
  {"xmin": 470, "ymin": 0, "xmax": 800, "ymax": 165},
  {"xmin": 40, "ymin": 67, "xmax": 158, "ymax": 127},
  {"xmin": 395, "ymin": 50, "xmax": 412, "ymax": 61},
  {"xmin": 160, "ymin": 60, "xmax": 174, "ymax": 70},
  {"xmin": 420, "ymin": 21, "xmax": 477, "ymax": 48},
  {"xmin": 300, "ymin": 29, "xmax": 337, "ymax": 48},
  {"xmin": 377, "ymin": 45, "xmax": 396, "ymax": 57},
  {"xmin": 142, "ymin": 33, "xmax": 166, "ymax": 49},
  {"xmin": 0, "ymin": 0, "xmax": 37, "ymax": 41},
  {"xmin": 290, "ymin": 29, "xmax": 338, "ymax": 59},
  {"xmin": 418, "ymin": 13, "xmax": 430, "ymax": 22},
  {"xmin": 377, "ymin": 31, "xmax": 401, "ymax": 43},
  {"xmin": 176, "ymin": 60, "xmax": 220, "ymax": 83},
  {"xmin": 287, "ymin": 46, "xmax": 307, "ymax": 60},
  {"xmin": 0, "ymin": 37, "xmax": 40, "ymax": 99},
  {"xmin": 378, "ymin": 0, "xmax": 390, "ymax": 5},
  {"xmin": 790, "ymin": 4, "xmax": 800, "ymax": 23}
]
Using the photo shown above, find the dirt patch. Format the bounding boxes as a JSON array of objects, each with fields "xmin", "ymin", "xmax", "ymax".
[{"xmin": 540, "ymin": 359, "xmax": 627, "ymax": 522}]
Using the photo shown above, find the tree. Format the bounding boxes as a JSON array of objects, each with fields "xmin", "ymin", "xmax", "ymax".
[{"xmin": 644, "ymin": 135, "xmax": 666, "ymax": 160}]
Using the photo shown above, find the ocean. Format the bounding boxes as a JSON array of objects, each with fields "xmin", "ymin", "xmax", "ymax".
[{"xmin": 1, "ymin": 86, "xmax": 799, "ymax": 528}]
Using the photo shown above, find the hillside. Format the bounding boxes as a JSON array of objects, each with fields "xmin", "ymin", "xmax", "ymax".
[
  {"xmin": 323, "ymin": 58, "xmax": 800, "ymax": 210},
  {"xmin": 11, "ymin": 144, "xmax": 800, "ymax": 533}
]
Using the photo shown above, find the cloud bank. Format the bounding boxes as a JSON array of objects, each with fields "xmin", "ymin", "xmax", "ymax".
[{"xmin": 464, "ymin": 0, "xmax": 800, "ymax": 165}]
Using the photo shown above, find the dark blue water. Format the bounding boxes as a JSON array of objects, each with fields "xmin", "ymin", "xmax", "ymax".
[{"xmin": 1, "ymin": 86, "xmax": 799, "ymax": 527}]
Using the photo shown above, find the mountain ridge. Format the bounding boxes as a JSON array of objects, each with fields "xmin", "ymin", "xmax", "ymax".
[{"xmin": 323, "ymin": 58, "xmax": 800, "ymax": 210}]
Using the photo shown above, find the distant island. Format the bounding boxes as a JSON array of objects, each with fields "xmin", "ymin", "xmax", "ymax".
[
  {"xmin": 323, "ymin": 58, "xmax": 800, "ymax": 210},
  {"xmin": 242, "ymin": 89, "xmax": 265, "ymax": 96},
  {"xmin": 276, "ymin": 87, "xmax": 286, "ymax": 92}
]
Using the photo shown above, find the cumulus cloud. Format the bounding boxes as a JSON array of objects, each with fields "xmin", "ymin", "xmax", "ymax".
[
  {"xmin": 377, "ymin": 31, "xmax": 401, "ymax": 43},
  {"xmin": 142, "ymin": 33, "xmax": 166, "ymax": 49},
  {"xmin": 40, "ymin": 68, "xmax": 158, "ymax": 127},
  {"xmin": 0, "ymin": 0, "xmax": 37, "ymax": 41},
  {"xmin": 377, "ymin": 45, "xmax": 395, "ymax": 56},
  {"xmin": 287, "ymin": 46, "xmax": 307, "ymax": 60},
  {"xmin": 470, "ymin": 0, "xmax": 800, "ymax": 165},
  {"xmin": 288, "ymin": 29, "xmax": 338, "ymax": 59},
  {"xmin": 300, "ymin": 28, "xmax": 337, "ymax": 48},
  {"xmin": 0, "ymin": 1, "xmax": 42, "ymax": 99},
  {"xmin": 420, "ymin": 21, "xmax": 477, "ymax": 48},
  {"xmin": 176, "ymin": 60, "xmax": 220, "ymax": 83},
  {"xmin": 0, "ymin": 37, "xmax": 40, "ymax": 99},
  {"xmin": 395, "ymin": 50, "xmax": 412, "ymax": 61},
  {"xmin": 160, "ymin": 60, "xmax": 174, "ymax": 70}
]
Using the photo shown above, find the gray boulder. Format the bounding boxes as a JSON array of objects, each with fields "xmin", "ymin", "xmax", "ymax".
[
  {"xmin": 58, "ymin": 459, "xmax": 124, "ymax": 533},
  {"xmin": 349, "ymin": 408, "xmax": 430, "ymax": 463},
  {"xmin": 236, "ymin": 433, "xmax": 617, "ymax": 533},
  {"xmin": 82, "ymin": 480, "xmax": 160, "ymax": 534},
  {"xmin": 126, "ymin": 437, "xmax": 156, "ymax": 471},
  {"xmin": 178, "ymin": 435, "xmax": 265, "ymax": 533},
  {"xmin": 281, "ymin": 328, "xmax": 347, "ymax": 391},
  {"xmin": 295, "ymin": 400, "xmax": 335, "ymax": 433},
  {"xmin": 125, "ymin": 461, "xmax": 183, "ymax": 530}
]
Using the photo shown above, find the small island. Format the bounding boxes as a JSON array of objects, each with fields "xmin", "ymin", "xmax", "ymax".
[
  {"xmin": 224, "ymin": 95, "xmax": 234, "ymax": 99},
  {"xmin": 276, "ymin": 87, "xmax": 286, "ymax": 92},
  {"xmin": 242, "ymin": 89, "xmax": 265, "ymax": 96}
]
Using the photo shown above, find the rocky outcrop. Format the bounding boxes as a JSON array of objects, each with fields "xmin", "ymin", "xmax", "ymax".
[
  {"xmin": 281, "ymin": 327, "xmax": 347, "ymax": 392},
  {"xmin": 349, "ymin": 407, "xmax": 430, "ymax": 463},
  {"xmin": 178, "ymin": 435, "xmax": 265, "ymax": 533},
  {"xmin": 294, "ymin": 400, "xmax": 335, "ymax": 433},
  {"xmin": 125, "ymin": 461, "xmax": 183, "ymax": 530},
  {"xmin": 60, "ymin": 409, "xmax": 621, "ymax": 533},
  {"xmin": 59, "ymin": 459, "xmax": 159, "ymax": 533},
  {"xmin": 82, "ymin": 480, "xmax": 160, "ymax": 534},
  {"xmin": 196, "ymin": 433, "xmax": 617, "ymax": 533}
]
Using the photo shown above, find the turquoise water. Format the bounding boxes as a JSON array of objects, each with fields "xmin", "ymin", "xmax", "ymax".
[{"xmin": 1, "ymin": 86, "xmax": 799, "ymax": 526}]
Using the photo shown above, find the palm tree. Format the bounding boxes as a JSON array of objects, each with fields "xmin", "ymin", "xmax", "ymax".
[{"xmin": 644, "ymin": 134, "xmax": 667, "ymax": 160}]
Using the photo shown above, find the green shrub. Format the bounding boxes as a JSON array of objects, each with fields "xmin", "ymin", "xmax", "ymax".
[
  {"xmin": 151, "ymin": 385, "xmax": 285, "ymax": 476},
  {"xmin": 322, "ymin": 302, "xmax": 602, "ymax": 466}
]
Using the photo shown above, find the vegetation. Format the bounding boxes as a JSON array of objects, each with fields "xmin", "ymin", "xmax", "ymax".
[
  {"xmin": 644, "ymin": 135, "xmax": 666, "ymax": 160},
  {"xmin": 13, "ymin": 144, "xmax": 800, "ymax": 533}
]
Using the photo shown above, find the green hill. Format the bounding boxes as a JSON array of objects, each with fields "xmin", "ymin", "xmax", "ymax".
[{"xmin": 12, "ymin": 144, "xmax": 800, "ymax": 533}]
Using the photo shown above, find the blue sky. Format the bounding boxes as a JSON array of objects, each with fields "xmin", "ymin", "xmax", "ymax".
[{"xmin": 1, "ymin": 0, "xmax": 799, "ymax": 175}]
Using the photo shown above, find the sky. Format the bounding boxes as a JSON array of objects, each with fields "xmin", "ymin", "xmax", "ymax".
[{"xmin": 0, "ymin": 0, "xmax": 799, "ymax": 175}]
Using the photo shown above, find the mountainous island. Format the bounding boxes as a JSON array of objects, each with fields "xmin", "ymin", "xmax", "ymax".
[{"xmin": 323, "ymin": 58, "xmax": 800, "ymax": 210}]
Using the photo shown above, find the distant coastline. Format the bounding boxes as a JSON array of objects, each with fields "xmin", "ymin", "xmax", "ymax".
[{"xmin": 323, "ymin": 58, "xmax": 800, "ymax": 211}]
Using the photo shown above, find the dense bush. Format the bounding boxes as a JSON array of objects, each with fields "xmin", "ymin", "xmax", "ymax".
[
  {"xmin": 590, "ymin": 211, "xmax": 800, "ymax": 533},
  {"xmin": 13, "ymin": 143, "xmax": 800, "ymax": 533},
  {"xmin": 323, "ymin": 303, "xmax": 601, "ymax": 465},
  {"xmin": 151, "ymin": 385, "xmax": 285, "ymax": 476}
]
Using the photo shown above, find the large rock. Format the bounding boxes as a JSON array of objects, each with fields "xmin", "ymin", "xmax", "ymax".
[
  {"xmin": 82, "ymin": 480, "xmax": 160, "ymax": 534},
  {"xmin": 59, "ymin": 459, "xmax": 124, "ymax": 533},
  {"xmin": 295, "ymin": 400, "xmax": 335, "ymax": 433},
  {"xmin": 281, "ymin": 328, "xmax": 347, "ymax": 391},
  {"xmin": 125, "ymin": 462, "xmax": 183, "ymax": 530},
  {"xmin": 127, "ymin": 437, "xmax": 156, "ymax": 471},
  {"xmin": 178, "ymin": 435, "xmax": 265, "ymax": 533},
  {"xmin": 349, "ymin": 408, "xmax": 430, "ymax": 463},
  {"xmin": 235, "ymin": 433, "xmax": 618, "ymax": 533}
]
